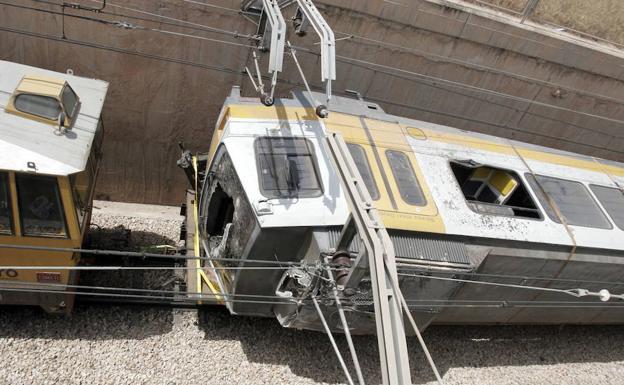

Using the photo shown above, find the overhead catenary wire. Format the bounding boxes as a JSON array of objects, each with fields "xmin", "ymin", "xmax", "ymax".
[
  {"xmin": 4, "ymin": 3, "xmax": 624, "ymax": 162},
  {"xmin": 1, "ymin": 279, "xmax": 305, "ymax": 301},
  {"xmin": 0, "ymin": 286, "xmax": 296, "ymax": 306},
  {"xmin": 41, "ymin": 0, "xmax": 624, "ymax": 113},
  {"xmin": 395, "ymin": 267, "xmax": 624, "ymax": 288},
  {"xmin": 0, "ymin": 242, "xmax": 308, "ymax": 267},
  {"xmin": 398, "ymin": 272, "xmax": 624, "ymax": 301},
  {"xmin": 332, "ymin": 30, "xmax": 624, "ymax": 108},
  {"xmin": 5, "ymin": 1, "xmax": 624, "ymax": 136},
  {"xmin": 18, "ymin": 0, "xmax": 260, "ymax": 44}
]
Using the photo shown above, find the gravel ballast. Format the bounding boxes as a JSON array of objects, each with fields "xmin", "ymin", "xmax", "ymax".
[{"xmin": 1, "ymin": 201, "xmax": 623, "ymax": 385}]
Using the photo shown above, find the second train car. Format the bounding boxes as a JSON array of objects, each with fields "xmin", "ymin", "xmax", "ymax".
[{"xmin": 182, "ymin": 86, "xmax": 624, "ymax": 332}]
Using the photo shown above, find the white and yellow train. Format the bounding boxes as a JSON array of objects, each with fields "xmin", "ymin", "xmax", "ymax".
[{"xmin": 186, "ymin": 87, "xmax": 624, "ymax": 332}]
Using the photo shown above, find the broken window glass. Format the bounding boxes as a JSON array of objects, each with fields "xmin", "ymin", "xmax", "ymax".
[{"xmin": 451, "ymin": 161, "xmax": 541, "ymax": 219}]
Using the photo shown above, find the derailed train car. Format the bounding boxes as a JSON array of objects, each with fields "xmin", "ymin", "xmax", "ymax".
[{"xmin": 183, "ymin": 86, "xmax": 624, "ymax": 332}]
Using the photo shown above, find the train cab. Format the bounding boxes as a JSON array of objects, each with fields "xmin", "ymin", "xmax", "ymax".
[{"xmin": 0, "ymin": 61, "xmax": 108, "ymax": 313}]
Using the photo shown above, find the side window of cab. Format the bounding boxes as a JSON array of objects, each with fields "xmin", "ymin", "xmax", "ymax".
[
  {"xmin": 0, "ymin": 172, "xmax": 13, "ymax": 235},
  {"xmin": 15, "ymin": 174, "xmax": 68, "ymax": 238}
]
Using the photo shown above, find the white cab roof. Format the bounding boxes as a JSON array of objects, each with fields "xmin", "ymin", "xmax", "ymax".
[{"xmin": 0, "ymin": 61, "xmax": 109, "ymax": 176}]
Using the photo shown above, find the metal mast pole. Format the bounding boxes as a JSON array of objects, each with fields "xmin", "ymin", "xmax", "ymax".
[{"xmin": 324, "ymin": 132, "xmax": 412, "ymax": 385}]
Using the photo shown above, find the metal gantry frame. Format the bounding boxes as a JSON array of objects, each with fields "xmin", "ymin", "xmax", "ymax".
[
  {"xmin": 294, "ymin": 0, "xmax": 336, "ymax": 103},
  {"xmin": 324, "ymin": 132, "xmax": 412, "ymax": 385},
  {"xmin": 242, "ymin": 0, "xmax": 335, "ymax": 115}
]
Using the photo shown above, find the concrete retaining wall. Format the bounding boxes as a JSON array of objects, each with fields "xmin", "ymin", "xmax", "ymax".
[{"xmin": 1, "ymin": 0, "xmax": 623, "ymax": 204}]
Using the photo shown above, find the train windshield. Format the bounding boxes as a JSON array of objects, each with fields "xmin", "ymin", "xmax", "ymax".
[
  {"xmin": 255, "ymin": 137, "xmax": 323, "ymax": 199},
  {"xmin": 0, "ymin": 173, "xmax": 12, "ymax": 235}
]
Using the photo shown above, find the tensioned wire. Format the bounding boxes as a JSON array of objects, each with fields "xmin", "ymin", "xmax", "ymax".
[{"xmin": 6, "ymin": 0, "xmax": 624, "ymax": 134}]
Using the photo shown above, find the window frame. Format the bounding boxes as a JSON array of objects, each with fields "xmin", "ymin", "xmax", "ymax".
[
  {"xmin": 254, "ymin": 136, "xmax": 324, "ymax": 199},
  {"xmin": 61, "ymin": 84, "xmax": 79, "ymax": 118},
  {"xmin": 0, "ymin": 172, "xmax": 14, "ymax": 236},
  {"xmin": 385, "ymin": 149, "xmax": 427, "ymax": 207},
  {"xmin": 13, "ymin": 93, "xmax": 63, "ymax": 121},
  {"xmin": 346, "ymin": 143, "xmax": 380, "ymax": 201},
  {"xmin": 70, "ymin": 153, "xmax": 97, "ymax": 229},
  {"xmin": 589, "ymin": 184, "xmax": 624, "ymax": 231},
  {"xmin": 525, "ymin": 173, "xmax": 613, "ymax": 230},
  {"xmin": 449, "ymin": 161, "xmax": 544, "ymax": 221},
  {"xmin": 15, "ymin": 174, "xmax": 69, "ymax": 239}
]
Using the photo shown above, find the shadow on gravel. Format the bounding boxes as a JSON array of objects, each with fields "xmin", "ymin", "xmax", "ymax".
[
  {"xmin": 0, "ymin": 305, "xmax": 174, "ymax": 341},
  {"xmin": 197, "ymin": 307, "xmax": 624, "ymax": 384}
]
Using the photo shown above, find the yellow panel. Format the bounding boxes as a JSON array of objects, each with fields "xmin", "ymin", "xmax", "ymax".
[
  {"xmin": 324, "ymin": 113, "xmax": 445, "ymax": 234},
  {"xmin": 227, "ymin": 104, "xmax": 318, "ymax": 121},
  {"xmin": 406, "ymin": 127, "xmax": 427, "ymax": 140},
  {"xmin": 490, "ymin": 171, "xmax": 518, "ymax": 196},
  {"xmin": 16, "ymin": 75, "xmax": 65, "ymax": 97},
  {"xmin": 471, "ymin": 167, "xmax": 491, "ymax": 180}
]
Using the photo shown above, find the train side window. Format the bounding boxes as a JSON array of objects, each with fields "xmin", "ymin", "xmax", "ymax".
[
  {"xmin": 589, "ymin": 185, "xmax": 624, "ymax": 230},
  {"xmin": 525, "ymin": 174, "xmax": 612, "ymax": 229},
  {"xmin": 16, "ymin": 174, "xmax": 68, "ymax": 238},
  {"xmin": 70, "ymin": 153, "xmax": 96, "ymax": 228},
  {"xmin": 0, "ymin": 172, "xmax": 13, "ymax": 235},
  {"xmin": 347, "ymin": 143, "xmax": 380, "ymax": 200},
  {"xmin": 255, "ymin": 137, "xmax": 323, "ymax": 199},
  {"xmin": 451, "ymin": 162, "xmax": 541, "ymax": 219},
  {"xmin": 385, "ymin": 150, "xmax": 426, "ymax": 206}
]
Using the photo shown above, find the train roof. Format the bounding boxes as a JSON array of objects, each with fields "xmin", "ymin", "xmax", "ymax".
[
  {"xmin": 0, "ymin": 60, "xmax": 109, "ymax": 176},
  {"xmin": 219, "ymin": 87, "xmax": 624, "ymax": 174}
]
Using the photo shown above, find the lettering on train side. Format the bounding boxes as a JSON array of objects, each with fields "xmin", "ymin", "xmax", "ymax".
[{"xmin": 0, "ymin": 269, "xmax": 18, "ymax": 278}]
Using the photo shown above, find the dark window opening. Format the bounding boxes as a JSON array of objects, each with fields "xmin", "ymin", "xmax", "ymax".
[
  {"xmin": 451, "ymin": 161, "xmax": 541, "ymax": 219},
  {"xmin": 205, "ymin": 184, "xmax": 234, "ymax": 237},
  {"xmin": 255, "ymin": 137, "xmax": 323, "ymax": 199},
  {"xmin": 386, "ymin": 150, "xmax": 426, "ymax": 206},
  {"xmin": 16, "ymin": 174, "xmax": 68, "ymax": 238},
  {"xmin": 525, "ymin": 174, "xmax": 611, "ymax": 229},
  {"xmin": 347, "ymin": 143, "xmax": 380, "ymax": 201},
  {"xmin": 0, "ymin": 172, "xmax": 13, "ymax": 235}
]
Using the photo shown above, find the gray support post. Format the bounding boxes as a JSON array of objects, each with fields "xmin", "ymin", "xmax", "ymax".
[{"xmin": 324, "ymin": 132, "xmax": 412, "ymax": 385}]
